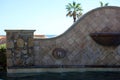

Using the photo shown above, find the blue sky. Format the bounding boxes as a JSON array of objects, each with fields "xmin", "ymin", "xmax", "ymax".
[{"xmin": 0, "ymin": 0, "xmax": 120, "ymax": 35}]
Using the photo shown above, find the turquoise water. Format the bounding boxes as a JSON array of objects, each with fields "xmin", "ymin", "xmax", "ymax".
[{"xmin": 1, "ymin": 72, "xmax": 120, "ymax": 80}]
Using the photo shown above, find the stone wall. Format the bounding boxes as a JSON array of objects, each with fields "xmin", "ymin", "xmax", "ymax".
[
  {"xmin": 5, "ymin": 30, "xmax": 35, "ymax": 67},
  {"xmin": 6, "ymin": 6, "xmax": 120, "ymax": 68},
  {"xmin": 34, "ymin": 6, "xmax": 120, "ymax": 67}
]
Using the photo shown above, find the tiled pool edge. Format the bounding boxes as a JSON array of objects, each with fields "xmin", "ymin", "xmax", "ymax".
[{"xmin": 7, "ymin": 68, "xmax": 120, "ymax": 74}]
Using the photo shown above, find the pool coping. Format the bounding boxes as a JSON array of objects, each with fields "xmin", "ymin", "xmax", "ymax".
[{"xmin": 7, "ymin": 67, "xmax": 120, "ymax": 74}]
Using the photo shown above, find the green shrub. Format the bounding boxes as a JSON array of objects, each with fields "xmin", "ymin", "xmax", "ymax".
[
  {"xmin": 0, "ymin": 44, "xmax": 6, "ymax": 49},
  {"xmin": 0, "ymin": 46, "xmax": 6, "ymax": 72},
  {"xmin": 0, "ymin": 46, "xmax": 6, "ymax": 52}
]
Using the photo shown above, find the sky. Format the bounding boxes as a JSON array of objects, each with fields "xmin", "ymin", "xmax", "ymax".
[{"xmin": 0, "ymin": 0, "xmax": 120, "ymax": 35}]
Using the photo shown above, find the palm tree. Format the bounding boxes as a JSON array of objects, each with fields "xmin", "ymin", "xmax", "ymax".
[
  {"xmin": 100, "ymin": 1, "xmax": 109, "ymax": 7},
  {"xmin": 66, "ymin": 1, "xmax": 82, "ymax": 22}
]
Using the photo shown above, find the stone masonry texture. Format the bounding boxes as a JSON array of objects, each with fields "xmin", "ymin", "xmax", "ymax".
[
  {"xmin": 5, "ymin": 30, "xmax": 35, "ymax": 67},
  {"xmin": 6, "ymin": 6, "xmax": 120, "ymax": 68}
]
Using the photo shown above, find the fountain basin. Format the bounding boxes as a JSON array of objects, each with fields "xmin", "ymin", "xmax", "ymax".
[{"xmin": 90, "ymin": 32, "xmax": 120, "ymax": 46}]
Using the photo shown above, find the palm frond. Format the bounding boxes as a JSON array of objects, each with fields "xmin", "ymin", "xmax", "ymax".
[
  {"xmin": 73, "ymin": 2, "xmax": 76, "ymax": 7},
  {"xmin": 75, "ymin": 3, "xmax": 80, "ymax": 8},
  {"xmin": 68, "ymin": 3, "xmax": 73, "ymax": 8},
  {"xmin": 105, "ymin": 3, "xmax": 109, "ymax": 6},
  {"xmin": 66, "ymin": 11, "xmax": 72, "ymax": 17},
  {"xmin": 66, "ymin": 5, "xmax": 71, "ymax": 11},
  {"xmin": 70, "ymin": 14, "xmax": 73, "ymax": 17},
  {"xmin": 76, "ymin": 7, "xmax": 82, "ymax": 11},
  {"xmin": 100, "ymin": 1, "xmax": 103, "ymax": 7}
]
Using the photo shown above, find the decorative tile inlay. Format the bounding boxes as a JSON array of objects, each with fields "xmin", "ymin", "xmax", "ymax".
[{"xmin": 52, "ymin": 48, "xmax": 67, "ymax": 59}]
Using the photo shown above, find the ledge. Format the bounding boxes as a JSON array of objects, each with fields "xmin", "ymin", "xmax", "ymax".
[
  {"xmin": 7, "ymin": 68, "xmax": 120, "ymax": 74},
  {"xmin": 8, "ymin": 65, "xmax": 120, "ymax": 69},
  {"xmin": 5, "ymin": 29, "xmax": 36, "ymax": 32}
]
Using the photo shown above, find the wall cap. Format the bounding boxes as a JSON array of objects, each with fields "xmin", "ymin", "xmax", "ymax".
[{"xmin": 5, "ymin": 29, "xmax": 36, "ymax": 32}]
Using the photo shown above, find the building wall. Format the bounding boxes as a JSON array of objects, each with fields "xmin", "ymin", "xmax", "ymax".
[{"xmin": 6, "ymin": 6, "xmax": 120, "ymax": 68}]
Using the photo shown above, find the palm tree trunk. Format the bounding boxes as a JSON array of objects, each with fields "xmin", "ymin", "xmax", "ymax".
[
  {"xmin": 73, "ymin": 12, "xmax": 76, "ymax": 22},
  {"xmin": 73, "ymin": 17, "xmax": 76, "ymax": 22}
]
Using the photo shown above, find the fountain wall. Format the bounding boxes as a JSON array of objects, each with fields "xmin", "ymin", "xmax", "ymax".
[{"xmin": 5, "ymin": 6, "xmax": 120, "ymax": 73}]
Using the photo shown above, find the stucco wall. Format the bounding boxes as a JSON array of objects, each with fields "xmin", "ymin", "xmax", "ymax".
[{"xmin": 34, "ymin": 6, "xmax": 120, "ymax": 67}]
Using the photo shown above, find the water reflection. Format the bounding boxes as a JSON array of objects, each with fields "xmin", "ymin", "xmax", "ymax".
[{"xmin": 0, "ymin": 72, "xmax": 120, "ymax": 80}]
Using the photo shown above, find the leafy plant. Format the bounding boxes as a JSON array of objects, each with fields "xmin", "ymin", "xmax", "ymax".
[
  {"xmin": 0, "ymin": 45, "xmax": 6, "ymax": 72},
  {"xmin": 66, "ymin": 1, "xmax": 83, "ymax": 22},
  {"xmin": 0, "ymin": 46, "xmax": 6, "ymax": 52},
  {"xmin": 100, "ymin": 1, "xmax": 109, "ymax": 7},
  {"xmin": 0, "ymin": 44, "xmax": 6, "ymax": 49}
]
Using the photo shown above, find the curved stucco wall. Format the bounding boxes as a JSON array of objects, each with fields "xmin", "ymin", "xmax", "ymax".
[{"xmin": 34, "ymin": 6, "xmax": 120, "ymax": 66}]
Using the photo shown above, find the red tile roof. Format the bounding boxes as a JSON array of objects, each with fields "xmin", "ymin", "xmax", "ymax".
[{"xmin": 0, "ymin": 36, "xmax": 6, "ymax": 44}]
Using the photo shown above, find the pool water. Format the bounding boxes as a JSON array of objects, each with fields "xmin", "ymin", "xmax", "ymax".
[{"xmin": 1, "ymin": 71, "xmax": 120, "ymax": 80}]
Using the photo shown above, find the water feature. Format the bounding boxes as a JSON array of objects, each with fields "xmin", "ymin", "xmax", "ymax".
[
  {"xmin": 3, "ymin": 7, "xmax": 120, "ymax": 79},
  {"xmin": 1, "ymin": 71, "xmax": 120, "ymax": 80}
]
